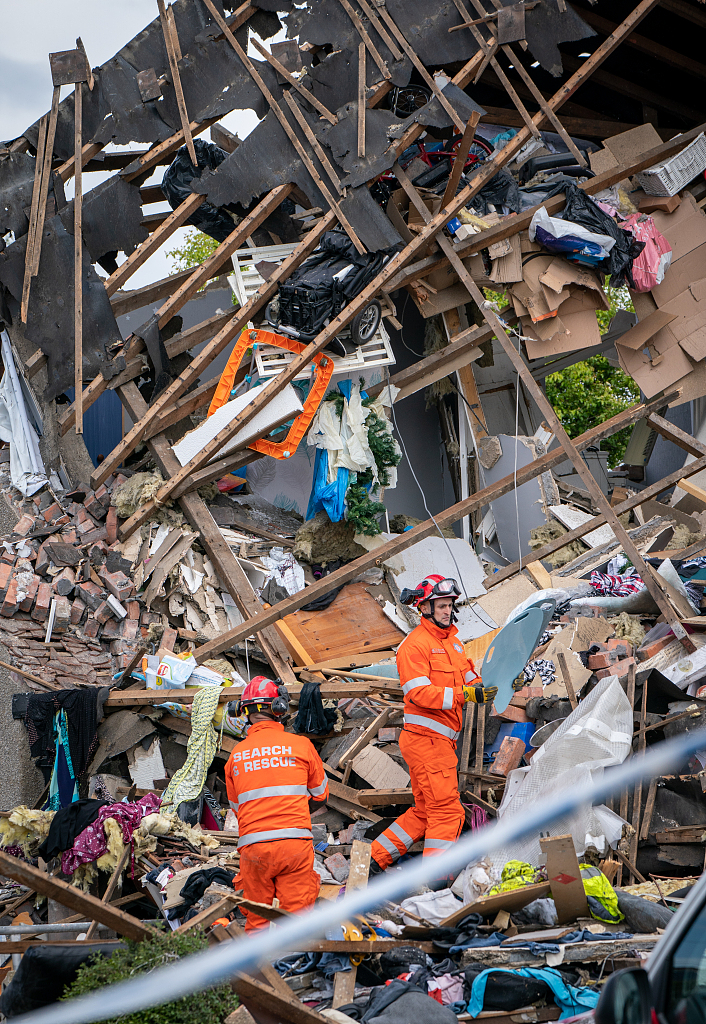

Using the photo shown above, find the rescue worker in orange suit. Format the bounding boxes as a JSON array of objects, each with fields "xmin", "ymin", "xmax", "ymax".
[
  {"xmin": 225, "ymin": 676, "xmax": 329, "ymax": 931},
  {"xmin": 370, "ymin": 575, "xmax": 512, "ymax": 884}
]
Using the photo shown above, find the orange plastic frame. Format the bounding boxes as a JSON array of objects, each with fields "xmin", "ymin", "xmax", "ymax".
[{"xmin": 207, "ymin": 328, "xmax": 334, "ymax": 459}]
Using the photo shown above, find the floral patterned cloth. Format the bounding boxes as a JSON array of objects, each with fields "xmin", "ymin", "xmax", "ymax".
[{"xmin": 61, "ymin": 793, "xmax": 161, "ymax": 875}]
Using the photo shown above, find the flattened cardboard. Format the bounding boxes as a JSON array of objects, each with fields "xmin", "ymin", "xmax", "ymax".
[
  {"xmin": 616, "ymin": 329, "xmax": 694, "ymax": 399},
  {"xmin": 489, "ymin": 233, "xmax": 523, "ymax": 284},
  {"xmin": 651, "ymin": 192, "xmax": 706, "ymax": 263},
  {"xmin": 652, "ymin": 243, "xmax": 706, "ymax": 307},
  {"xmin": 662, "ymin": 281, "xmax": 706, "ymax": 362},
  {"xmin": 604, "ymin": 123, "xmax": 662, "ymax": 167},
  {"xmin": 616, "ymin": 308, "xmax": 679, "ymax": 350},
  {"xmin": 523, "ymin": 307, "xmax": 602, "ymax": 359}
]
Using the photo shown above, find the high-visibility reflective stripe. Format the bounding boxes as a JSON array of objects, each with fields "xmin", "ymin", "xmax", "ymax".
[
  {"xmin": 375, "ymin": 833, "xmax": 401, "ymax": 859},
  {"xmin": 442, "ymin": 687, "xmax": 454, "ymax": 711},
  {"xmin": 308, "ymin": 778, "xmax": 328, "ymax": 798},
  {"xmin": 402, "ymin": 676, "xmax": 431, "ymax": 695},
  {"xmin": 424, "ymin": 837, "xmax": 455, "ymax": 850},
  {"xmin": 465, "ymin": 669, "xmax": 478, "ymax": 684},
  {"xmin": 404, "ymin": 713, "xmax": 459, "ymax": 741},
  {"xmin": 237, "ymin": 785, "xmax": 308, "ymax": 805},
  {"xmin": 229, "ymin": 799, "xmax": 238, "ymax": 810},
  {"xmin": 238, "ymin": 827, "xmax": 313, "ymax": 848},
  {"xmin": 390, "ymin": 822, "xmax": 414, "ymax": 849}
]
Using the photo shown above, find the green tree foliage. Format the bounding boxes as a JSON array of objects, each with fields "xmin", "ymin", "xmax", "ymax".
[
  {"xmin": 545, "ymin": 285, "xmax": 638, "ymax": 467},
  {"xmin": 62, "ymin": 930, "xmax": 239, "ymax": 1024},
  {"xmin": 166, "ymin": 229, "xmax": 219, "ymax": 273}
]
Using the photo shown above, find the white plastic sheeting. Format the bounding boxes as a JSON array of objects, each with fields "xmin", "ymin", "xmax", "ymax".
[
  {"xmin": 306, "ymin": 382, "xmax": 400, "ymax": 489},
  {"xmin": 488, "ymin": 677, "xmax": 632, "ymax": 873},
  {"xmin": 0, "ymin": 330, "xmax": 46, "ymax": 496}
]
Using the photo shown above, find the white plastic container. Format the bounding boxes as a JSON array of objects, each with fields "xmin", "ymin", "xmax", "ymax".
[{"xmin": 634, "ymin": 132, "xmax": 706, "ymax": 196}]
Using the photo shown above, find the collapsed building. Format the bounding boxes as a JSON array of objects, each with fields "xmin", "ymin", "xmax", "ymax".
[{"xmin": 0, "ymin": 0, "xmax": 706, "ymax": 1019}]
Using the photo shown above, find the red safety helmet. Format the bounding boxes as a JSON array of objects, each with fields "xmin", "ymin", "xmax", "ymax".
[
  {"xmin": 236, "ymin": 676, "xmax": 290, "ymax": 717},
  {"xmin": 400, "ymin": 575, "xmax": 462, "ymax": 608}
]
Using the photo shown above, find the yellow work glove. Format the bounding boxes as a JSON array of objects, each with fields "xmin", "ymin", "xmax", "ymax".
[
  {"xmin": 512, "ymin": 672, "xmax": 526, "ymax": 692},
  {"xmin": 463, "ymin": 683, "xmax": 498, "ymax": 704}
]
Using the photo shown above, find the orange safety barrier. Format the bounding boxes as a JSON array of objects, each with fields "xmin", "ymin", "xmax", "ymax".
[{"xmin": 207, "ymin": 328, "xmax": 334, "ymax": 460}]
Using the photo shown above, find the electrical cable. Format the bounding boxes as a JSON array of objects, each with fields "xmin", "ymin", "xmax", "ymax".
[
  {"xmin": 20, "ymin": 728, "xmax": 706, "ymax": 1024},
  {"xmin": 385, "ymin": 368, "xmax": 496, "ymax": 629}
]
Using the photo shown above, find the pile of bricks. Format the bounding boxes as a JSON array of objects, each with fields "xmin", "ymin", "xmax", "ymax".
[
  {"xmin": 587, "ymin": 638, "xmax": 635, "ymax": 680},
  {"xmin": 0, "ymin": 474, "xmax": 179, "ymax": 688}
]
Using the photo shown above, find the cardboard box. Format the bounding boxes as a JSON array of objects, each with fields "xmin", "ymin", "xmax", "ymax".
[
  {"xmin": 604, "ymin": 123, "xmax": 662, "ymax": 167},
  {"xmin": 615, "ymin": 329, "xmax": 694, "ymax": 398},
  {"xmin": 523, "ymin": 307, "xmax": 602, "ymax": 359},
  {"xmin": 651, "ymin": 192, "xmax": 706, "ymax": 263},
  {"xmin": 652, "ymin": 242, "xmax": 706, "ymax": 307}
]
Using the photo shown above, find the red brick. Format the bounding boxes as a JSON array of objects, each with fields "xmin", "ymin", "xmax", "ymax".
[
  {"xmin": 13, "ymin": 514, "xmax": 35, "ymax": 537},
  {"xmin": 141, "ymin": 611, "xmax": 161, "ymax": 625},
  {"xmin": 53, "ymin": 567, "xmax": 76, "ymax": 597},
  {"xmin": 595, "ymin": 657, "xmax": 636, "ymax": 680},
  {"xmin": 18, "ymin": 575, "xmax": 40, "ymax": 613},
  {"xmin": 1, "ymin": 579, "xmax": 18, "ymax": 617},
  {"xmin": 161, "ymin": 626, "xmax": 178, "ymax": 651},
  {"xmin": 84, "ymin": 491, "xmax": 107, "ymax": 521},
  {"xmin": 60, "ymin": 529, "xmax": 78, "ymax": 545},
  {"xmin": 76, "ymin": 580, "xmax": 104, "ymax": 611},
  {"xmin": 378, "ymin": 727, "xmax": 402, "ymax": 742},
  {"xmin": 323, "ymin": 853, "xmax": 349, "ymax": 882},
  {"xmin": 76, "ymin": 508, "xmax": 91, "ymax": 525},
  {"xmin": 637, "ymin": 635, "xmax": 674, "ymax": 662},
  {"xmin": 83, "ymin": 615, "xmax": 101, "ymax": 638},
  {"xmin": 0, "ymin": 562, "xmax": 13, "ymax": 592},
  {"xmin": 31, "ymin": 582, "xmax": 52, "ymax": 622},
  {"xmin": 81, "ymin": 527, "xmax": 108, "ymax": 546},
  {"xmin": 70, "ymin": 599, "xmax": 86, "ymax": 625},
  {"xmin": 98, "ymin": 570, "xmax": 134, "ymax": 602},
  {"xmin": 101, "ymin": 617, "xmax": 120, "ymax": 638},
  {"xmin": 588, "ymin": 651, "xmax": 619, "ymax": 670},
  {"xmin": 112, "ymin": 473, "xmax": 129, "ymax": 490},
  {"xmin": 76, "ymin": 519, "xmax": 97, "ymax": 539},
  {"xmin": 95, "ymin": 484, "xmax": 111, "ymax": 509},
  {"xmin": 42, "ymin": 502, "xmax": 61, "ymax": 523},
  {"xmin": 0, "ymin": 550, "xmax": 15, "ymax": 565},
  {"xmin": 35, "ymin": 542, "xmax": 50, "ymax": 576},
  {"xmin": 54, "ymin": 596, "xmax": 71, "ymax": 630},
  {"xmin": 490, "ymin": 736, "xmax": 526, "ymax": 776},
  {"xmin": 105, "ymin": 507, "xmax": 118, "ymax": 545},
  {"xmin": 126, "ymin": 600, "xmax": 140, "ymax": 620},
  {"xmin": 94, "ymin": 600, "xmax": 114, "ymax": 624},
  {"xmin": 492, "ymin": 703, "xmax": 529, "ymax": 724},
  {"xmin": 53, "ymin": 515, "xmax": 70, "ymax": 527}
]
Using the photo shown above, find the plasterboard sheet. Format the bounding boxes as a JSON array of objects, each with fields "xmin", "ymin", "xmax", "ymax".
[
  {"xmin": 172, "ymin": 384, "xmax": 303, "ymax": 466},
  {"xmin": 383, "ymin": 535, "xmax": 486, "ymax": 600},
  {"xmin": 474, "ymin": 574, "xmax": 539, "ymax": 627},
  {"xmin": 549, "ymin": 504, "xmax": 615, "ymax": 549},
  {"xmin": 483, "ymin": 436, "xmax": 551, "ymax": 564}
]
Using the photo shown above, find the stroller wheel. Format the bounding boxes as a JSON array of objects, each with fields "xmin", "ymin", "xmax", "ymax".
[
  {"xmin": 265, "ymin": 299, "xmax": 279, "ymax": 326},
  {"xmin": 351, "ymin": 300, "xmax": 381, "ymax": 346}
]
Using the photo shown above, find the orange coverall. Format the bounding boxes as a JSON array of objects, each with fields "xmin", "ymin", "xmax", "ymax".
[
  {"xmin": 371, "ymin": 615, "xmax": 480, "ymax": 870},
  {"xmin": 225, "ymin": 719, "xmax": 329, "ymax": 930}
]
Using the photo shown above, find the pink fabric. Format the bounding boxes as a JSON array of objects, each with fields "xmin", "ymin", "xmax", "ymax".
[
  {"xmin": 61, "ymin": 794, "xmax": 161, "ymax": 874},
  {"xmin": 427, "ymin": 974, "xmax": 465, "ymax": 1005},
  {"xmin": 623, "ymin": 213, "xmax": 672, "ymax": 292}
]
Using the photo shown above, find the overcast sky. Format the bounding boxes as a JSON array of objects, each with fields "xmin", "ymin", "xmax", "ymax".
[{"xmin": 1, "ymin": 2, "xmax": 279, "ymax": 286}]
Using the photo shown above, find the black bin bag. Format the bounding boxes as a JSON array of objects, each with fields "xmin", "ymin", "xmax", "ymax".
[
  {"xmin": 0, "ymin": 943, "xmax": 123, "ymax": 1018},
  {"xmin": 561, "ymin": 182, "xmax": 645, "ymax": 287}
]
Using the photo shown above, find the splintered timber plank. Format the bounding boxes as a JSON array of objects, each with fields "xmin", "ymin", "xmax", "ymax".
[
  {"xmin": 397, "ymin": 166, "xmax": 694, "ymax": 650},
  {"xmin": 191, "ymin": 393, "xmax": 678, "ymax": 663},
  {"xmin": 338, "ymin": 0, "xmax": 391, "ymax": 81},
  {"xmin": 20, "ymin": 114, "xmax": 47, "ymax": 322},
  {"xmin": 61, "ymin": 186, "xmax": 290, "ymax": 438},
  {"xmin": 104, "ymin": 192, "xmax": 206, "ymax": 296},
  {"xmin": 0, "ymin": 848, "xmax": 154, "ymax": 941},
  {"xmin": 74, "ymin": 79, "xmax": 83, "ymax": 434},
  {"xmin": 158, "ymin": 0, "xmax": 197, "ymax": 165},
  {"xmin": 332, "ymin": 840, "xmax": 371, "ymax": 1008},
  {"xmin": 91, "ymin": 210, "xmax": 335, "ymax": 487},
  {"xmin": 387, "ymin": 121, "xmax": 706, "ymax": 296},
  {"xmin": 250, "ymin": 37, "xmax": 337, "ymax": 123},
  {"xmin": 21, "ymin": 86, "xmax": 60, "ymax": 322},
  {"xmin": 117, "ymin": 380, "xmax": 295, "ymax": 684},
  {"xmin": 199, "ymin": 0, "xmax": 365, "ymax": 252},
  {"xmin": 487, "ymin": 444, "xmax": 706, "ymax": 587},
  {"xmin": 117, "ymin": 1, "xmax": 662, "ymax": 527}
]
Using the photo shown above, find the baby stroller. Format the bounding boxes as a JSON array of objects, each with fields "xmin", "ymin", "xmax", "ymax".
[{"xmin": 266, "ymin": 231, "xmax": 398, "ymax": 351}]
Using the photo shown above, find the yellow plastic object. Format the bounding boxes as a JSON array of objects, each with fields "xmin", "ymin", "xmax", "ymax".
[
  {"xmin": 342, "ymin": 919, "xmax": 366, "ymax": 965},
  {"xmin": 207, "ymin": 328, "xmax": 334, "ymax": 460}
]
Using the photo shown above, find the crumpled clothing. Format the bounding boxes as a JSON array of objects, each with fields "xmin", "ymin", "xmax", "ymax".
[
  {"xmin": 449, "ymin": 932, "xmax": 507, "ymax": 954},
  {"xmin": 489, "ymin": 860, "xmax": 538, "ymax": 894},
  {"xmin": 319, "ymin": 952, "xmax": 352, "ymax": 977},
  {"xmin": 161, "ymin": 685, "xmax": 221, "ymax": 819},
  {"xmin": 427, "ymin": 974, "xmax": 465, "ymax": 1005},
  {"xmin": 591, "ymin": 570, "xmax": 645, "ymax": 597},
  {"xmin": 467, "ymin": 967, "xmax": 600, "ymax": 1020},
  {"xmin": 167, "ymin": 865, "xmax": 235, "ymax": 920},
  {"xmin": 293, "ymin": 681, "xmax": 338, "ymax": 735},
  {"xmin": 523, "ymin": 659, "xmax": 555, "ymax": 687},
  {"xmin": 274, "ymin": 953, "xmax": 320, "ymax": 976},
  {"xmin": 61, "ymin": 794, "xmax": 160, "ymax": 875},
  {"xmin": 38, "ymin": 799, "xmax": 108, "ymax": 860}
]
